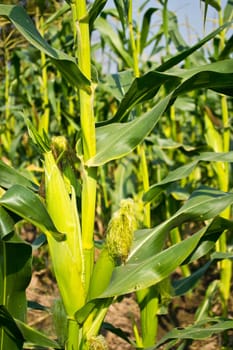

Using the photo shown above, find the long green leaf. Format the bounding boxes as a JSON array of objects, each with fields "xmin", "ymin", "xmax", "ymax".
[
  {"xmin": 110, "ymin": 57, "xmax": 233, "ymax": 125},
  {"xmin": 97, "ymin": 185, "xmax": 233, "ymax": 297},
  {"xmin": 144, "ymin": 151, "xmax": 233, "ymax": 202},
  {"xmin": 44, "ymin": 2, "xmax": 70, "ymax": 27},
  {"xmin": 173, "ymin": 60, "xmax": 233, "ymax": 97},
  {"xmin": 151, "ymin": 318, "xmax": 233, "ymax": 349},
  {"xmin": 0, "ymin": 4, "xmax": 91, "ymax": 92},
  {"xmin": 102, "ymin": 22, "xmax": 232, "ymax": 122},
  {"xmin": 173, "ymin": 261, "xmax": 213, "ymax": 297},
  {"xmin": 89, "ymin": 0, "xmax": 108, "ymax": 31},
  {"xmin": 173, "ymin": 227, "xmax": 233, "ymax": 296},
  {"xmin": 140, "ymin": 7, "xmax": 158, "ymax": 53},
  {"xmin": 156, "ymin": 20, "xmax": 232, "ymax": 72},
  {"xmin": 0, "ymin": 306, "xmax": 24, "ymax": 350},
  {"xmin": 128, "ymin": 187, "xmax": 233, "ymax": 264},
  {"xmin": 0, "ymin": 207, "xmax": 15, "ymax": 240},
  {"xmin": 87, "ymin": 94, "xmax": 171, "ymax": 166},
  {"xmin": 113, "ymin": 0, "xmax": 128, "ymax": 31},
  {"xmin": 94, "ymin": 16, "xmax": 133, "ymax": 67},
  {"xmin": 0, "ymin": 185, "xmax": 63, "ymax": 241},
  {"xmin": 108, "ymin": 72, "xmax": 181, "ymax": 123},
  {"xmin": 0, "ymin": 160, "xmax": 37, "ymax": 191},
  {"xmin": 15, "ymin": 319, "xmax": 61, "ymax": 349},
  {"xmin": 89, "ymin": 58, "xmax": 233, "ymax": 167},
  {"xmin": 99, "ymin": 229, "xmax": 204, "ymax": 297},
  {"xmin": 224, "ymin": 0, "xmax": 233, "ymax": 22},
  {"xmin": 0, "ymin": 241, "xmax": 31, "ymax": 349}
]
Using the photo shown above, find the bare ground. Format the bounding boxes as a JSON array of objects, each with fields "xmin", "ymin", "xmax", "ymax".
[{"xmin": 26, "ymin": 266, "xmax": 233, "ymax": 350}]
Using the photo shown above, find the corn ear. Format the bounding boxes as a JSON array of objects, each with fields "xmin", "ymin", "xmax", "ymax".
[
  {"xmin": 44, "ymin": 151, "xmax": 85, "ymax": 316},
  {"xmin": 88, "ymin": 247, "xmax": 115, "ymax": 300}
]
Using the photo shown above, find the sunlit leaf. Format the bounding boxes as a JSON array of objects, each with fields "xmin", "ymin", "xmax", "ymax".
[
  {"xmin": 0, "ymin": 160, "xmax": 37, "ymax": 191},
  {"xmin": 151, "ymin": 318, "xmax": 233, "ymax": 349},
  {"xmin": 140, "ymin": 7, "xmax": 158, "ymax": 53},
  {"xmin": 94, "ymin": 16, "xmax": 133, "ymax": 67},
  {"xmin": 131, "ymin": 187, "xmax": 233, "ymax": 264},
  {"xmin": 0, "ymin": 306, "xmax": 24, "ymax": 350},
  {"xmin": 144, "ymin": 151, "xmax": 233, "ymax": 202},
  {"xmin": 0, "ymin": 207, "xmax": 15, "ymax": 239},
  {"xmin": 87, "ymin": 94, "xmax": 171, "ymax": 166},
  {"xmin": 0, "ymin": 185, "xmax": 63, "ymax": 241},
  {"xmin": 157, "ymin": 20, "xmax": 232, "ymax": 71},
  {"xmin": 0, "ymin": 240, "xmax": 31, "ymax": 350},
  {"xmin": 16, "ymin": 319, "xmax": 61, "ymax": 349},
  {"xmin": 89, "ymin": 0, "xmax": 108, "ymax": 31},
  {"xmin": 99, "ymin": 229, "xmax": 204, "ymax": 297}
]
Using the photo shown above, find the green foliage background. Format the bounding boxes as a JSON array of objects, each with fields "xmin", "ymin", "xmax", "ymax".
[{"xmin": 0, "ymin": 0, "xmax": 233, "ymax": 349}]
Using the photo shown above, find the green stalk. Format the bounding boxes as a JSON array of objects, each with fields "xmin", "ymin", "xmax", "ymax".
[
  {"xmin": 39, "ymin": 22, "xmax": 49, "ymax": 134},
  {"xmin": 1, "ymin": 43, "xmax": 11, "ymax": 153},
  {"xmin": 169, "ymin": 227, "xmax": 190, "ymax": 277},
  {"xmin": 128, "ymin": 1, "xmax": 159, "ymax": 346},
  {"xmin": 136, "ymin": 287, "xmax": 159, "ymax": 347},
  {"xmin": 168, "ymin": 197, "xmax": 190, "ymax": 278},
  {"xmin": 215, "ymin": 0, "xmax": 231, "ymax": 315},
  {"xmin": 66, "ymin": 319, "xmax": 80, "ymax": 350},
  {"xmin": 71, "ymin": 0, "xmax": 97, "ymax": 298},
  {"xmin": 35, "ymin": 7, "xmax": 50, "ymax": 134},
  {"xmin": 138, "ymin": 144, "xmax": 151, "ymax": 227},
  {"xmin": 162, "ymin": 0, "xmax": 169, "ymax": 56},
  {"xmin": 128, "ymin": 0, "xmax": 150, "ymax": 227}
]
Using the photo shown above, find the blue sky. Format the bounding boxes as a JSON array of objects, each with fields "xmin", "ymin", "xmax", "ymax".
[
  {"xmin": 168, "ymin": 0, "xmax": 228, "ymax": 42},
  {"xmin": 107, "ymin": 0, "xmax": 228, "ymax": 43}
]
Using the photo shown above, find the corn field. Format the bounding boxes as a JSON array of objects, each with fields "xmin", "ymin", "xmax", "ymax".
[{"xmin": 0, "ymin": 0, "xmax": 233, "ymax": 349}]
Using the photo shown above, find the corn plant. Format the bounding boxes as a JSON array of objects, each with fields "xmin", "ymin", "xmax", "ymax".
[{"xmin": 0, "ymin": 1, "xmax": 233, "ymax": 350}]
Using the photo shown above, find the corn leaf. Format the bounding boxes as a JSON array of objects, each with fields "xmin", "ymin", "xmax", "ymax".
[
  {"xmin": 88, "ymin": 60, "xmax": 233, "ymax": 167},
  {"xmin": 130, "ymin": 187, "xmax": 233, "ymax": 264},
  {"xmin": 0, "ymin": 4, "xmax": 91, "ymax": 93},
  {"xmin": 99, "ymin": 229, "xmax": 204, "ymax": 297},
  {"xmin": 140, "ymin": 7, "xmax": 158, "ymax": 53},
  {"xmin": 224, "ymin": 0, "xmax": 233, "ymax": 22},
  {"xmin": 144, "ymin": 151, "xmax": 233, "ymax": 202},
  {"xmin": 15, "ymin": 319, "xmax": 61, "ymax": 349},
  {"xmin": 0, "ymin": 185, "xmax": 63, "ymax": 241},
  {"xmin": 157, "ymin": 20, "xmax": 232, "ymax": 72},
  {"xmin": 174, "ymin": 217, "xmax": 233, "ymax": 296},
  {"xmin": 152, "ymin": 318, "xmax": 233, "ymax": 349},
  {"xmin": 113, "ymin": 0, "xmax": 128, "ymax": 31},
  {"xmin": 0, "ymin": 241, "xmax": 31, "ymax": 350},
  {"xmin": 94, "ymin": 16, "xmax": 133, "ymax": 67},
  {"xmin": 0, "ymin": 207, "xmax": 15, "ymax": 239},
  {"xmin": 108, "ymin": 72, "xmax": 181, "ymax": 123},
  {"xmin": 0, "ymin": 306, "xmax": 24, "ymax": 350},
  {"xmin": 112, "ymin": 57, "xmax": 233, "ymax": 124},
  {"xmin": 0, "ymin": 160, "xmax": 37, "ymax": 191},
  {"xmin": 173, "ymin": 60, "xmax": 233, "ymax": 97},
  {"xmin": 44, "ymin": 2, "xmax": 70, "ymax": 27},
  {"xmin": 87, "ymin": 94, "xmax": 171, "ymax": 166},
  {"xmin": 89, "ymin": 0, "xmax": 108, "ymax": 31},
  {"xmin": 98, "ymin": 187, "xmax": 233, "ymax": 297}
]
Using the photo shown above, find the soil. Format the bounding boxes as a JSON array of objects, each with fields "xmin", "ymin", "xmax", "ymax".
[{"xmin": 26, "ymin": 263, "xmax": 233, "ymax": 350}]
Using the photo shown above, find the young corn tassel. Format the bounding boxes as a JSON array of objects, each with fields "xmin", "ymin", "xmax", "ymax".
[
  {"xmin": 106, "ymin": 198, "xmax": 137, "ymax": 263},
  {"xmin": 88, "ymin": 335, "xmax": 108, "ymax": 350},
  {"xmin": 44, "ymin": 151, "xmax": 85, "ymax": 317}
]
